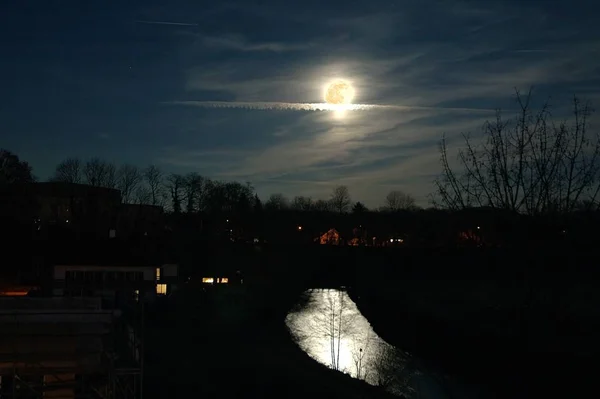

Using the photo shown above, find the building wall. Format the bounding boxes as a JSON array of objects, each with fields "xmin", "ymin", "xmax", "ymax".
[
  {"xmin": 53, "ymin": 264, "xmax": 178, "ymax": 301},
  {"xmin": 33, "ymin": 183, "xmax": 121, "ymax": 239},
  {"xmin": 0, "ymin": 298, "xmax": 118, "ymax": 399},
  {"xmin": 54, "ymin": 265, "xmax": 156, "ymax": 281}
]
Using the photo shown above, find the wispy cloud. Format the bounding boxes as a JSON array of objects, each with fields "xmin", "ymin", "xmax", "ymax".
[
  {"xmin": 200, "ymin": 35, "xmax": 312, "ymax": 52},
  {"xmin": 160, "ymin": 0, "xmax": 600, "ymax": 206},
  {"xmin": 135, "ymin": 20, "xmax": 198, "ymax": 26}
]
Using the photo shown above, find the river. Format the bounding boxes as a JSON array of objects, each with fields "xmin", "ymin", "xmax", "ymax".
[{"xmin": 286, "ymin": 289, "xmax": 479, "ymax": 399}]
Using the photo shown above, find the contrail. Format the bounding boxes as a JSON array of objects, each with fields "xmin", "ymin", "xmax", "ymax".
[
  {"xmin": 164, "ymin": 101, "xmax": 496, "ymax": 113},
  {"xmin": 135, "ymin": 20, "xmax": 198, "ymax": 26}
]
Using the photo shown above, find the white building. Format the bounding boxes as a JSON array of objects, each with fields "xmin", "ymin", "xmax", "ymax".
[{"xmin": 53, "ymin": 263, "xmax": 179, "ymax": 305}]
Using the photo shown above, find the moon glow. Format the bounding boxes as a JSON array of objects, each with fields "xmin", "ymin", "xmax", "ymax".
[{"xmin": 324, "ymin": 80, "xmax": 355, "ymax": 105}]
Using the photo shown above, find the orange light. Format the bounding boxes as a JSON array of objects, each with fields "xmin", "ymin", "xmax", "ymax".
[
  {"xmin": 202, "ymin": 277, "xmax": 214, "ymax": 284},
  {"xmin": 0, "ymin": 291, "xmax": 29, "ymax": 296}
]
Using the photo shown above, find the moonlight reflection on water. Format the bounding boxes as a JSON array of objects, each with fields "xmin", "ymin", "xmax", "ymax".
[{"xmin": 286, "ymin": 289, "xmax": 414, "ymax": 396}]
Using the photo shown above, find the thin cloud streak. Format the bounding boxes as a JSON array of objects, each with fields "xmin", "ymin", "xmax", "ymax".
[
  {"xmin": 135, "ymin": 20, "xmax": 198, "ymax": 26},
  {"xmin": 164, "ymin": 101, "xmax": 497, "ymax": 113}
]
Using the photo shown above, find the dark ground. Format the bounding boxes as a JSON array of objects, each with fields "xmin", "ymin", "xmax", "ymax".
[
  {"xmin": 139, "ymin": 244, "xmax": 597, "ymax": 399},
  {"xmin": 142, "ymin": 276, "xmax": 397, "ymax": 399},
  {"xmin": 348, "ymin": 247, "xmax": 598, "ymax": 399}
]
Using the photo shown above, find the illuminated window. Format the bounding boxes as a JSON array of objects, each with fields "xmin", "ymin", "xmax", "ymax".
[
  {"xmin": 202, "ymin": 277, "xmax": 214, "ymax": 284},
  {"xmin": 220, "ymin": 278, "xmax": 229, "ymax": 284},
  {"xmin": 156, "ymin": 268, "xmax": 161, "ymax": 281},
  {"xmin": 156, "ymin": 284, "xmax": 167, "ymax": 295},
  {"xmin": 134, "ymin": 289, "xmax": 140, "ymax": 302}
]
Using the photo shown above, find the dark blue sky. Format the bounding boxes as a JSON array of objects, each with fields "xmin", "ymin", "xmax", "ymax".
[{"xmin": 2, "ymin": 0, "xmax": 599, "ymax": 206}]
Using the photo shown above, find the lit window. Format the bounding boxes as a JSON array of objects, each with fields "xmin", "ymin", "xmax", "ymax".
[
  {"xmin": 202, "ymin": 277, "xmax": 214, "ymax": 284},
  {"xmin": 134, "ymin": 290, "xmax": 140, "ymax": 302},
  {"xmin": 220, "ymin": 278, "xmax": 229, "ymax": 284},
  {"xmin": 156, "ymin": 268, "xmax": 161, "ymax": 281},
  {"xmin": 156, "ymin": 284, "xmax": 167, "ymax": 295}
]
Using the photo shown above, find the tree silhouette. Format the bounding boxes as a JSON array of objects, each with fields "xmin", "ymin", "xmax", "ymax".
[
  {"xmin": 117, "ymin": 164, "xmax": 142, "ymax": 204},
  {"xmin": 143, "ymin": 165, "xmax": 164, "ymax": 206},
  {"xmin": 384, "ymin": 190, "xmax": 415, "ymax": 211},
  {"xmin": 51, "ymin": 158, "xmax": 82, "ymax": 183},
  {"xmin": 265, "ymin": 193, "xmax": 288, "ymax": 211},
  {"xmin": 166, "ymin": 173, "xmax": 184, "ymax": 213},
  {"xmin": 434, "ymin": 89, "xmax": 600, "ymax": 214},
  {"xmin": 0, "ymin": 149, "xmax": 35, "ymax": 184},
  {"xmin": 330, "ymin": 185, "xmax": 351, "ymax": 213},
  {"xmin": 352, "ymin": 201, "xmax": 368, "ymax": 213},
  {"xmin": 83, "ymin": 158, "xmax": 114, "ymax": 187}
]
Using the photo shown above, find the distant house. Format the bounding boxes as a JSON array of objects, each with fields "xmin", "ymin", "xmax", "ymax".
[
  {"xmin": 316, "ymin": 228, "xmax": 342, "ymax": 245},
  {"xmin": 457, "ymin": 228, "xmax": 484, "ymax": 247}
]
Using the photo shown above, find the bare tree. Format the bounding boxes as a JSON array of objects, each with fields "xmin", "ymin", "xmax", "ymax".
[
  {"xmin": 291, "ymin": 195, "xmax": 314, "ymax": 211},
  {"xmin": 369, "ymin": 343, "xmax": 414, "ymax": 396},
  {"xmin": 117, "ymin": 164, "xmax": 142, "ymax": 204},
  {"xmin": 166, "ymin": 174, "xmax": 185, "ymax": 213},
  {"xmin": 183, "ymin": 173, "xmax": 204, "ymax": 213},
  {"xmin": 351, "ymin": 330, "xmax": 375, "ymax": 381},
  {"xmin": 265, "ymin": 193, "xmax": 289, "ymax": 211},
  {"xmin": 384, "ymin": 190, "xmax": 416, "ymax": 211},
  {"xmin": 143, "ymin": 165, "xmax": 164, "ymax": 206},
  {"xmin": 83, "ymin": 158, "xmax": 109, "ymax": 186},
  {"xmin": 330, "ymin": 185, "xmax": 351, "ymax": 213},
  {"xmin": 51, "ymin": 158, "xmax": 82, "ymax": 183},
  {"xmin": 222, "ymin": 181, "xmax": 254, "ymax": 215},
  {"xmin": 434, "ymin": 89, "xmax": 600, "ymax": 214},
  {"xmin": 314, "ymin": 199, "xmax": 331, "ymax": 212},
  {"xmin": 134, "ymin": 185, "xmax": 150, "ymax": 204},
  {"xmin": 104, "ymin": 163, "xmax": 118, "ymax": 189},
  {"xmin": 296, "ymin": 289, "xmax": 357, "ymax": 372}
]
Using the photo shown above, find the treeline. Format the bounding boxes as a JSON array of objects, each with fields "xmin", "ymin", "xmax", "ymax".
[{"xmin": 47, "ymin": 157, "xmax": 420, "ymax": 214}]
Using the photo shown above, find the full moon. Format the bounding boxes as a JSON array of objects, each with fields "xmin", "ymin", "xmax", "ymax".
[{"xmin": 323, "ymin": 80, "xmax": 355, "ymax": 105}]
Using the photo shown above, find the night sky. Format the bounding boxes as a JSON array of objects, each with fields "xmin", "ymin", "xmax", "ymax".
[{"xmin": 2, "ymin": 0, "xmax": 599, "ymax": 206}]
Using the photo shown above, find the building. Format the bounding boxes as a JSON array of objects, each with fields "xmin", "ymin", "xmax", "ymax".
[
  {"xmin": 2, "ymin": 182, "xmax": 167, "ymax": 241},
  {"xmin": 315, "ymin": 228, "xmax": 343, "ymax": 245},
  {"xmin": 53, "ymin": 263, "xmax": 179, "ymax": 306},
  {"xmin": 117, "ymin": 204, "xmax": 165, "ymax": 239},
  {"xmin": 30, "ymin": 182, "xmax": 121, "ymax": 240},
  {"xmin": 0, "ymin": 296, "xmax": 141, "ymax": 399}
]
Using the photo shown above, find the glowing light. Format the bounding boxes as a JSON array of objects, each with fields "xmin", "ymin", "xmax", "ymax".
[
  {"xmin": 323, "ymin": 80, "xmax": 355, "ymax": 105},
  {"xmin": 202, "ymin": 277, "xmax": 214, "ymax": 284},
  {"xmin": 156, "ymin": 283, "xmax": 167, "ymax": 295},
  {"xmin": 298, "ymin": 225, "xmax": 303, "ymax": 231}
]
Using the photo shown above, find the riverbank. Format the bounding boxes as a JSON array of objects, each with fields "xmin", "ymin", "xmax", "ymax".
[
  {"xmin": 349, "ymin": 273, "xmax": 598, "ymax": 398},
  {"xmin": 142, "ymin": 279, "xmax": 398, "ymax": 399}
]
